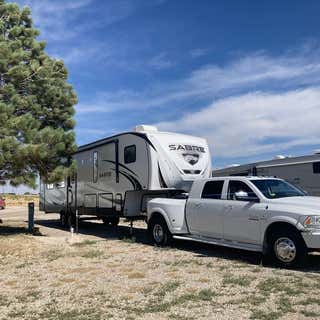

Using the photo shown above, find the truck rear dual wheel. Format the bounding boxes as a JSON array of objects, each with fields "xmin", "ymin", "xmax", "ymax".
[
  {"xmin": 148, "ymin": 216, "xmax": 172, "ymax": 246},
  {"xmin": 266, "ymin": 228, "xmax": 307, "ymax": 268}
]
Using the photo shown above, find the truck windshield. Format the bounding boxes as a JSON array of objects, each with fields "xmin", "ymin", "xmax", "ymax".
[{"xmin": 251, "ymin": 179, "xmax": 306, "ymax": 199}]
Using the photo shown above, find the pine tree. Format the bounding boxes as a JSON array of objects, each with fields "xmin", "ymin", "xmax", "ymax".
[{"xmin": 0, "ymin": 0, "xmax": 77, "ymax": 188}]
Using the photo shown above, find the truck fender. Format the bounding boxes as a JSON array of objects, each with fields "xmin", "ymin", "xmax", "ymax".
[
  {"xmin": 261, "ymin": 215, "xmax": 302, "ymax": 252},
  {"xmin": 148, "ymin": 208, "xmax": 175, "ymax": 234}
]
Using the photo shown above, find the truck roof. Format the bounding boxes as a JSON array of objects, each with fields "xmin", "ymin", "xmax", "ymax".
[{"xmin": 209, "ymin": 176, "xmax": 283, "ymax": 181}]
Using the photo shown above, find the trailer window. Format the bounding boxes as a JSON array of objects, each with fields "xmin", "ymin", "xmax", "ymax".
[
  {"xmin": 56, "ymin": 181, "xmax": 65, "ymax": 188},
  {"xmin": 201, "ymin": 181, "xmax": 224, "ymax": 199},
  {"xmin": 124, "ymin": 145, "xmax": 136, "ymax": 164},
  {"xmin": 313, "ymin": 162, "xmax": 320, "ymax": 174},
  {"xmin": 93, "ymin": 151, "xmax": 98, "ymax": 182}
]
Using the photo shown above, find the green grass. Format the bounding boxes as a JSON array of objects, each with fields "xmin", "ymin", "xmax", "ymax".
[
  {"xmin": 250, "ymin": 310, "xmax": 282, "ymax": 320},
  {"xmin": 7, "ymin": 309, "xmax": 27, "ymax": 319},
  {"xmin": 120, "ymin": 236, "xmax": 137, "ymax": 244},
  {"xmin": 71, "ymin": 240, "xmax": 97, "ymax": 247},
  {"xmin": 301, "ymin": 310, "xmax": 320, "ymax": 317},
  {"xmin": 38, "ymin": 306, "xmax": 101, "ymax": 320},
  {"xmin": 154, "ymin": 281, "xmax": 181, "ymax": 298},
  {"xmin": 296, "ymin": 298, "xmax": 320, "ymax": 306},
  {"xmin": 198, "ymin": 288, "xmax": 217, "ymax": 301},
  {"xmin": 79, "ymin": 250, "xmax": 103, "ymax": 259},
  {"xmin": 222, "ymin": 274, "xmax": 255, "ymax": 287},
  {"xmin": 16, "ymin": 262, "xmax": 33, "ymax": 269},
  {"xmin": 126, "ymin": 284, "xmax": 216, "ymax": 316},
  {"xmin": 0, "ymin": 294, "xmax": 9, "ymax": 307},
  {"xmin": 276, "ymin": 296, "xmax": 294, "ymax": 314},
  {"xmin": 257, "ymin": 278, "xmax": 305, "ymax": 296},
  {"xmin": 46, "ymin": 250, "xmax": 65, "ymax": 262},
  {"xmin": 16, "ymin": 290, "xmax": 41, "ymax": 303}
]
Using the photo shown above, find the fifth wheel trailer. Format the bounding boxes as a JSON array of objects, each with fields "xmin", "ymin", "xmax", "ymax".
[
  {"xmin": 212, "ymin": 153, "xmax": 320, "ymax": 196},
  {"xmin": 40, "ymin": 125, "xmax": 212, "ymax": 226}
]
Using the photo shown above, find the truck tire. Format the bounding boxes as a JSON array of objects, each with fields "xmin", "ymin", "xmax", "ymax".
[
  {"xmin": 148, "ymin": 216, "xmax": 172, "ymax": 246},
  {"xmin": 266, "ymin": 227, "xmax": 307, "ymax": 268}
]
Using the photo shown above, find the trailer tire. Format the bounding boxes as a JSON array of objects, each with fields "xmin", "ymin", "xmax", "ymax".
[
  {"xmin": 67, "ymin": 213, "xmax": 75, "ymax": 229},
  {"xmin": 265, "ymin": 226, "xmax": 307, "ymax": 268},
  {"xmin": 148, "ymin": 215, "xmax": 172, "ymax": 246},
  {"xmin": 110, "ymin": 217, "xmax": 120, "ymax": 227},
  {"xmin": 102, "ymin": 217, "xmax": 120, "ymax": 227},
  {"xmin": 60, "ymin": 212, "xmax": 67, "ymax": 228}
]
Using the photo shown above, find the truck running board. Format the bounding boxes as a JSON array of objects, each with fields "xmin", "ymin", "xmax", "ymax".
[{"xmin": 172, "ymin": 235, "xmax": 261, "ymax": 252}]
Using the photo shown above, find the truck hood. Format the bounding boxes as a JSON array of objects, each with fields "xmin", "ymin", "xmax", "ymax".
[{"xmin": 269, "ymin": 196, "xmax": 320, "ymax": 214}]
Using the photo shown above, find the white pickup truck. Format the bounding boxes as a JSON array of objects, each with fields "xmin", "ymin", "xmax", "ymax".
[{"xmin": 147, "ymin": 177, "xmax": 320, "ymax": 267}]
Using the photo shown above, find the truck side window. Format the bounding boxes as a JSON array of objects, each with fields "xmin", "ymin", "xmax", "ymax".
[
  {"xmin": 201, "ymin": 181, "xmax": 224, "ymax": 199},
  {"xmin": 313, "ymin": 162, "xmax": 320, "ymax": 174},
  {"xmin": 228, "ymin": 181, "xmax": 256, "ymax": 200},
  {"xmin": 93, "ymin": 151, "xmax": 98, "ymax": 183},
  {"xmin": 124, "ymin": 145, "xmax": 136, "ymax": 164}
]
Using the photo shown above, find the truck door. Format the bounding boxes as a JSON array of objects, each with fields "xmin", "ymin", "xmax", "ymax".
[
  {"xmin": 186, "ymin": 180, "xmax": 225, "ymax": 240},
  {"xmin": 223, "ymin": 180, "xmax": 261, "ymax": 245}
]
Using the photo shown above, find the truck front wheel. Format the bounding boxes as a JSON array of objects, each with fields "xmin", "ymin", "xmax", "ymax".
[
  {"xmin": 266, "ymin": 227, "xmax": 307, "ymax": 268},
  {"xmin": 148, "ymin": 216, "xmax": 172, "ymax": 246}
]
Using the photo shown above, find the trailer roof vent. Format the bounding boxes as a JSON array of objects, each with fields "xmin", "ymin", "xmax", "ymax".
[
  {"xmin": 133, "ymin": 125, "xmax": 158, "ymax": 132},
  {"xmin": 314, "ymin": 149, "xmax": 320, "ymax": 155},
  {"xmin": 227, "ymin": 164, "xmax": 240, "ymax": 168},
  {"xmin": 274, "ymin": 155, "xmax": 286, "ymax": 160}
]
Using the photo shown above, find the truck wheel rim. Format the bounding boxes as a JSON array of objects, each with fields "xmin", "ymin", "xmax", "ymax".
[
  {"xmin": 153, "ymin": 224, "xmax": 164, "ymax": 243},
  {"xmin": 274, "ymin": 237, "xmax": 296, "ymax": 263}
]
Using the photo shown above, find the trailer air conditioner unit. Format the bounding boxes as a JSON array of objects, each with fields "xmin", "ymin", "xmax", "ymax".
[{"xmin": 133, "ymin": 125, "xmax": 158, "ymax": 132}]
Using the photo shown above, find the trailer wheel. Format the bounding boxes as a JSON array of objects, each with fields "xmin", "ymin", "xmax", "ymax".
[
  {"xmin": 102, "ymin": 217, "xmax": 120, "ymax": 227},
  {"xmin": 266, "ymin": 226, "xmax": 307, "ymax": 268},
  {"xmin": 148, "ymin": 216, "xmax": 172, "ymax": 246},
  {"xmin": 110, "ymin": 217, "xmax": 120, "ymax": 227},
  {"xmin": 60, "ymin": 212, "xmax": 67, "ymax": 228}
]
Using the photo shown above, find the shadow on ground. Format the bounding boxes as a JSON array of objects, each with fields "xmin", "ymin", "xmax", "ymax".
[
  {"xmin": 35, "ymin": 217, "xmax": 320, "ymax": 272},
  {"xmin": 0, "ymin": 225, "xmax": 27, "ymax": 235}
]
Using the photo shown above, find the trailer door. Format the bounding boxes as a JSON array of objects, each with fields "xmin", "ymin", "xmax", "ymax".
[{"xmin": 120, "ymin": 138, "xmax": 149, "ymax": 191}]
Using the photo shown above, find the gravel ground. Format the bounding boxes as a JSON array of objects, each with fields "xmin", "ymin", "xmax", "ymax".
[{"xmin": 1, "ymin": 207, "xmax": 320, "ymax": 320}]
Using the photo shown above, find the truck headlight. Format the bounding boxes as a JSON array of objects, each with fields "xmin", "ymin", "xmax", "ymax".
[{"xmin": 301, "ymin": 216, "xmax": 320, "ymax": 228}]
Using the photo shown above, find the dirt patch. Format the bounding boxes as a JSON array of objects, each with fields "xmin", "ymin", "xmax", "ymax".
[{"xmin": 1, "ymin": 207, "xmax": 320, "ymax": 319}]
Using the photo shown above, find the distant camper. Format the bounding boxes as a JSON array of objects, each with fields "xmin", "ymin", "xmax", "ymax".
[
  {"xmin": 213, "ymin": 153, "xmax": 320, "ymax": 196},
  {"xmin": 40, "ymin": 125, "xmax": 211, "ymax": 226}
]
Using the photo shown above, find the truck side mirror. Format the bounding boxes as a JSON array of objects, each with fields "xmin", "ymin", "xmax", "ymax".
[{"xmin": 235, "ymin": 191, "xmax": 260, "ymax": 203}]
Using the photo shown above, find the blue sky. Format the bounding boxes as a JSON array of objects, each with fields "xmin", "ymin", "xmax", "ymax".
[{"xmin": 8, "ymin": 0, "xmax": 320, "ymax": 192}]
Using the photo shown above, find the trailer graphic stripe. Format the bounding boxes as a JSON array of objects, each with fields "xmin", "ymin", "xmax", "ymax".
[{"xmin": 102, "ymin": 160, "xmax": 137, "ymax": 176}]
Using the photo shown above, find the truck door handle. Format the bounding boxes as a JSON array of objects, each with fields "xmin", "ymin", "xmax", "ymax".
[
  {"xmin": 194, "ymin": 203, "xmax": 202, "ymax": 208},
  {"xmin": 224, "ymin": 205, "xmax": 233, "ymax": 210}
]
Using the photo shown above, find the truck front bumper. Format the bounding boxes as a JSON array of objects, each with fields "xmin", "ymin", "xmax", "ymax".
[{"xmin": 302, "ymin": 231, "xmax": 320, "ymax": 250}]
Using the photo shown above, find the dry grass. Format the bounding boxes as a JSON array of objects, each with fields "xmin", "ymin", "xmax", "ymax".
[
  {"xmin": 1, "ymin": 208, "xmax": 320, "ymax": 320},
  {"xmin": 1, "ymin": 194, "xmax": 39, "ymax": 207}
]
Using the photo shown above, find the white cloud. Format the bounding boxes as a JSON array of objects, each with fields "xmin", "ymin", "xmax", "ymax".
[
  {"xmin": 148, "ymin": 52, "xmax": 174, "ymax": 70},
  {"xmin": 15, "ymin": 0, "xmax": 93, "ymax": 41},
  {"xmin": 156, "ymin": 87, "xmax": 320, "ymax": 159},
  {"xmin": 190, "ymin": 48, "xmax": 208, "ymax": 58},
  {"xmin": 76, "ymin": 46, "xmax": 320, "ymax": 114}
]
